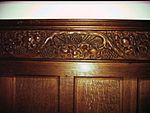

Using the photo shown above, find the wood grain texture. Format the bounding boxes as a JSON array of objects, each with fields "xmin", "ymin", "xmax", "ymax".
[
  {"xmin": 75, "ymin": 77, "xmax": 122, "ymax": 113},
  {"xmin": 59, "ymin": 76, "xmax": 74, "ymax": 113},
  {"xmin": 123, "ymin": 78, "xmax": 137, "ymax": 113},
  {"xmin": 0, "ymin": 30, "xmax": 150, "ymax": 60},
  {"xmin": 0, "ymin": 19, "xmax": 150, "ymax": 113},
  {"xmin": 0, "ymin": 61, "xmax": 150, "ymax": 78},
  {"xmin": 139, "ymin": 79, "xmax": 150, "ymax": 113},
  {"xmin": 0, "ymin": 19, "xmax": 150, "ymax": 31},
  {"xmin": 0, "ymin": 19, "xmax": 150, "ymax": 60},
  {"xmin": 15, "ymin": 76, "xmax": 58, "ymax": 113},
  {"xmin": 0, "ymin": 77, "xmax": 15, "ymax": 113}
]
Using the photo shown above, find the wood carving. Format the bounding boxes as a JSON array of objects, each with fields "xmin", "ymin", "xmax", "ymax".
[
  {"xmin": 0, "ymin": 20, "xmax": 150, "ymax": 113},
  {"xmin": 0, "ymin": 31, "xmax": 150, "ymax": 60}
]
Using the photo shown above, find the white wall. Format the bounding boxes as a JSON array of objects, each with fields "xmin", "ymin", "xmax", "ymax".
[{"xmin": 0, "ymin": 1, "xmax": 150, "ymax": 20}]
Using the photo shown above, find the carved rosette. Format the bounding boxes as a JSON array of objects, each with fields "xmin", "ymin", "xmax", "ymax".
[{"xmin": 0, "ymin": 30, "xmax": 150, "ymax": 60}]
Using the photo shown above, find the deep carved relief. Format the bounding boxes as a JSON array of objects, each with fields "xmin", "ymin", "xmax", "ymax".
[
  {"xmin": 76, "ymin": 78, "xmax": 121, "ymax": 113},
  {"xmin": 102, "ymin": 31, "xmax": 150, "ymax": 59},
  {"xmin": 0, "ymin": 30, "xmax": 150, "ymax": 59}
]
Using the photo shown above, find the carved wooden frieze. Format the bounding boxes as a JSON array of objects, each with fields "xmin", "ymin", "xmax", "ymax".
[{"xmin": 0, "ymin": 30, "xmax": 150, "ymax": 60}]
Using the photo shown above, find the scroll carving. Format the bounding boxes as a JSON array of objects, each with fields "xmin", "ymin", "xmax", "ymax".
[{"xmin": 0, "ymin": 30, "xmax": 150, "ymax": 60}]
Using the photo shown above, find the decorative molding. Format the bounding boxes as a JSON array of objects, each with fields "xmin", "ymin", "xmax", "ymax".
[
  {"xmin": 0, "ymin": 30, "xmax": 150, "ymax": 60},
  {"xmin": 1, "ymin": 19, "xmax": 150, "ymax": 31}
]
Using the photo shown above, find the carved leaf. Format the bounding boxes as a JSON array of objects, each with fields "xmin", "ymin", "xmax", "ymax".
[{"xmin": 0, "ymin": 31, "xmax": 150, "ymax": 60}]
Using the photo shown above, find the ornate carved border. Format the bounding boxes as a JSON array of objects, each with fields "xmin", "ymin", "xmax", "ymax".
[{"xmin": 0, "ymin": 19, "xmax": 150, "ymax": 60}]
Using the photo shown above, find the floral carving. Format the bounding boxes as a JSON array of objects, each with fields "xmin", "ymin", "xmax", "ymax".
[
  {"xmin": 103, "ymin": 31, "xmax": 150, "ymax": 59},
  {"xmin": 0, "ymin": 30, "xmax": 150, "ymax": 60}
]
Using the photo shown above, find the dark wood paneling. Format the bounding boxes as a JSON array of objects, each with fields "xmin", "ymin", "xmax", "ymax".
[
  {"xmin": 0, "ymin": 19, "xmax": 150, "ymax": 113},
  {"xmin": 123, "ymin": 78, "xmax": 137, "ymax": 113},
  {"xmin": 139, "ymin": 79, "xmax": 150, "ymax": 113},
  {"xmin": 0, "ymin": 77, "xmax": 15, "ymax": 113},
  {"xmin": 75, "ymin": 77, "xmax": 122, "ymax": 113},
  {"xmin": 15, "ymin": 76, "xmax": 58, "ymax": 113},
  {"xmin": 0, "ymin": 61, "xmax": 150, "ymax": 77},
  {"xmin": 59, "ymin": 76, "xmax": 74, "ymax": 113},
  {"xmin": 1, "ymin": 19, "xmax": 150, "ymax": 30},
  {"xmin": 0, "ymin": 30, "xmax": 150, "ymax": 60}
]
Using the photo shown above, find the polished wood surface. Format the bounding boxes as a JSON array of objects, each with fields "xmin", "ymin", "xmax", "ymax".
[
  {"xmin": 0, "ymin": 19, "xmax": 150, "ymax": 30},
  {"xmin": 0, "ymin": 19, "xmax": 150, "ymax": 60},
  {"xmin": 60, "ymin": 77, "xmax": 74, "ymax": 113},
  {"xmin": 75, "ymin": 77, "xmax": 122, "ymax": 113},
  {"xmin": 0, "ymin": 19, "xmax": 150, "ymax": 113},
  {"xmin": 123, "ymin": 78, "xmax": 138, "ymax": 113},
  {"xmin": 15, "ymin": 77, "xmax": 58, "ymax": 113},
  {"xmin": 0, "ymin": 77, "xmax": 15, "ymax": 113},
  {"xmin": 139, "ymin": 79, "xmax": 150, "ymax": 113},
  {"xmin": 0, "ymin": 61, "xmax": 150, "ymax": 77}
]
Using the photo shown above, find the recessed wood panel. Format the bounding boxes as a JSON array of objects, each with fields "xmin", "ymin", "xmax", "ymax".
[
  {"xmin": 139, "ymin": 79, "xmax": 150, "ymax": 113},
  {"xmin": 0, "ymin": 77, "xmax": 15, "ymax": 113},
  {"xmin": 15, "ymin": 76, "xmax": 58, "ymax": 113},
  {"xmin": 75, "ymin": 77, "xmax": 122, "ymax": 113}
]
